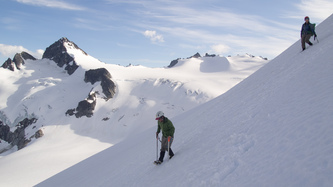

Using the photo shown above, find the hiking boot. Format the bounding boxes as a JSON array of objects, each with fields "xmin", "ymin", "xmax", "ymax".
[
  {"xmin": 169, "ymin": 148, "xmax": 174, "ymax": 159},
  {"xmin": 309, "ymin": 42, "xmax": 313, "ymax": 46},
  {"xmin": 159, "ymin": 151, "xmax": 165, "ymax": 162}
]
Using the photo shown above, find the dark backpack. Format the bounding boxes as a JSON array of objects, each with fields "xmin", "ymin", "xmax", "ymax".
[{"xmin": 309, "ymin": 23, "xmax": 316, "ymax": 36}]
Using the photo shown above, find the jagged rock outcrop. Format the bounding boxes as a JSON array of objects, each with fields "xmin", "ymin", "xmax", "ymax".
[
  {"xmin": 84, "ymin": 68, "xmax": 116, "ymax": 100},
  {"xmin": 34, "ymin": 129, "xmax": 44, "ymax": 139},
  {"xmin": 75, "ymin": 92, "xmax": 97, "ymax": 118},
  {"xmin": 188, "ymin": 52, "xmax": 201, "ymax": 59},
  {"xmin": 1, "ymin": 51, "xmax": 36, "ymax": 71},
  {"xmin": 13, "ymin": 51, "xmax": 36, "ymax": 70},
  {"xmin": 1, "ymin": 58, "xmax": 15, "ymax": 71},
  {"xmin": 204, "ymin": 53, "xmax": 216, "ymax": 57},
  {"xmin": 66, "ymin": 92, "xmax": 97, "ymax": 118},
  {"xmin": 20, "ymin": 51, "xmax": 37, "ymax": 61},
  {"xmin": 168, "ymin": 58, "xmax": 181, "ymax": 68},
  {"xmin": 66, "ymin": 68, "xmax": 116, "ymax": 118},
  {"xmin": 0, "ymin": 118, "xmax": 40, "ymax": 150},
  {"xmin": 168, "ymin": 53, "xmax": 202, "ymax": 68},
  {"xmin": 42, "ymin": 37, "xmax": 86, "ymax": 75}
]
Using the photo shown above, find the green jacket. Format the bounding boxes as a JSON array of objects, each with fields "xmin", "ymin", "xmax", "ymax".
[{"xmin": 157, "ymin": 117, "xmax": 175, "ymax": 137}]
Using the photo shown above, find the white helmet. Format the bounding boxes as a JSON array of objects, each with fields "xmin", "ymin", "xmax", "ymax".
[{"xmin": 155, "ymin": 111, "xmax": 164, "ymax": 120}]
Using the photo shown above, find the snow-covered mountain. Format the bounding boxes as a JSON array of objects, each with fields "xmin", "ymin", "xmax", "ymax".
[
  {"xmin": 0, "ymin": 36, "xmax": 267, "ymax": 186},
  {"xmin": 34, "ymin": 14, "xmax": 333, "ymax": 187}
]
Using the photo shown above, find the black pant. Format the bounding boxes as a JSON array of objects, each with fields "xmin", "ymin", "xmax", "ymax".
[{"xmin": 159, "ymin": 149, "xmax": 174, "ymax": 162}]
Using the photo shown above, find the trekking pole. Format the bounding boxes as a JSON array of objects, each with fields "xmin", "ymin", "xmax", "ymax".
[
  {"xmin": 156, "ymin": 135, "xmax": 159, "ymax": 161},
  {"xmin": 314, "ymin": 35, "xmax": 319, "ymax": 43}
]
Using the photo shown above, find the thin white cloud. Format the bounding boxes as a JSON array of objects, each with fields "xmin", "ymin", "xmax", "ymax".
[
  {"xmin": 285, "ymin": 0, "xmax": 333, "ymax": 23},
  {"xmin": 1, "ymin": 17, "xmax": 24, "ymax": 30},
  {"xmin": 0, "ymin": 44, "xmax": 44, "ymax": 59},
  {"xmin": 131, "ymin": 2, "xmax": 285, "ymax": 35},
  {"xmin": 154, "ymin": 26, "xmax": 293, "ymax": 59},
  {"xmin": 16, "ymin": 0, "xmax": 86, "ymax": 10},
  {"xmin": 296, "ymin": 0, "xmax": 333, "ymax": 20},
  {"xmin": 73, "ymin": 18, "xmax": 115, "ymax": 31},
  {"xmin": 126, "ymin": 0, "xmax": 306, "ymax": 59},
  {"xmin": 143, "ymin": 30, "xmax": 164, "ymax": 43},
  {"xmin": 102, "ymin": 0, "xmax": 308, "ymax": 59},
  {"xmin": 178, "ymin": 44, "xmax": 205, "ymax": 51},
  {"xmin": 211, "ymin": 44, "xmax": 231, "ymax": 54}
]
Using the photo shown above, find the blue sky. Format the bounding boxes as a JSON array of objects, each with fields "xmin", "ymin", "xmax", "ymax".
[{"xmin": 1, "ymin": 0, "xmax": 332, "ymax": 67}]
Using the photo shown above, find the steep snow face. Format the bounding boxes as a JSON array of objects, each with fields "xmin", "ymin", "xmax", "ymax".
[{"xmin": 36, "ymin": 14, "xmax": 333, "ymax": 187}]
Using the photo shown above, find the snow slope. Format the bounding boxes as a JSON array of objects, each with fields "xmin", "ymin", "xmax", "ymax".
[
  {"xmin": 0, "ymin": 40, "xmax": 267, "ymax": 185},
  {"xmin": 37, "ymin": 14, "xmax": 333, "ymax": 187}
]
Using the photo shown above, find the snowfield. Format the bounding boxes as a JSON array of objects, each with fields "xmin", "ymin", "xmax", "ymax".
[
  {"xmin": 1, "ymin": 13, "xmax": 333, "ymax": 187},
  {"xmin": 0, "ymin": 36, "xmax": 267, "ymax": 186}
]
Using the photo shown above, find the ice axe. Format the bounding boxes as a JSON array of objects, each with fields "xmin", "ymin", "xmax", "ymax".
[{"xmin": 168, "ymin": 136, "xmax": 171, "ymax": 155}]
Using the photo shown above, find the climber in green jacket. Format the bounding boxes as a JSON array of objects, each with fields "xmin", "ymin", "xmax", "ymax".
[{"xmin": 155, "ymin": 111, "xmax": 175, "ymax": 164}]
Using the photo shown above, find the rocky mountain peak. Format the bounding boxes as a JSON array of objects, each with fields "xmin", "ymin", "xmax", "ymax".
[
  {"xmin": 189, "ymin": 52, "xmax": 201, "ymax": 59},
  {"xmin": 13, "ymin": 52, "xmax": 36, "ymax": 69},
  {"xmin": 168, "ymin": 52, "xmax": 203, "ymax": 68},
  {"xmin": 168, "ymin": 58, "xmax": 181, "ymax": 68},
  {"xmin": 42, "ymin": 37, "xmax": 87, "ymax": 75},
  {"xmin": 1, "ymin": 58, "xmax": 15, "ymax": 71},
  {"xmin": 1, "ymin": 51, "xmax": 36, "ymax": 71}
]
